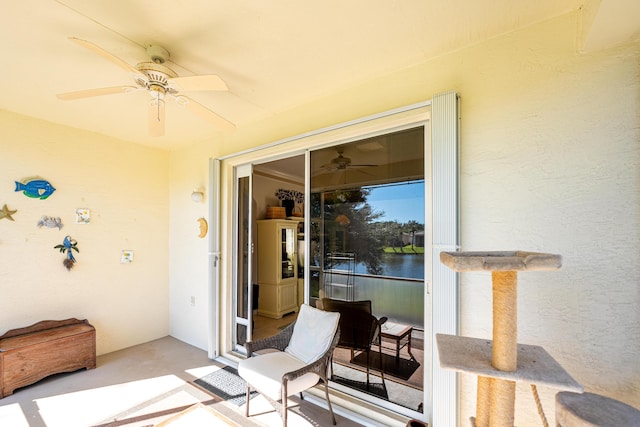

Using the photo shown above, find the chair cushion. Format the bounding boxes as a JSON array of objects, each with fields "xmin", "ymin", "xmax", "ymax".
[
  {"xmin": 285, "ymin": 304, "xmax": 340, "ymax": 364},
  {"xmin": 238, "ymin": 351, "xmax": 320, "ymax": 399}
]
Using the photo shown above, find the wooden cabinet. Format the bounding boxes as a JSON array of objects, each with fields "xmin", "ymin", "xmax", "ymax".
[{"xmin": 257, "ymin": 220, "xmax": 299, "ymax": 319}]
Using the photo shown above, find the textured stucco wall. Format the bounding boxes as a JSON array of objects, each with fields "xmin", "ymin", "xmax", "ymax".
[
  {"xmin": 455, "ymin": 14, "xmax": 640, "ymax": 426},
  {"xmin": 167, "ymin": 143, "xmax": 210, "ymax": 349},
  {"xmin": 169, "ymin": 11, "xmax": 639, "ymax": 426},
  {"xmin": 0, "ymin": 111, "xmax": 170, "ymax": 355}
]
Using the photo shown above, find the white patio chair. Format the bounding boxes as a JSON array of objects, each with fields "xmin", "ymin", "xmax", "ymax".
[{"xmin": 238, "ymin": 304, "xmax": 341, "ymax": 426}]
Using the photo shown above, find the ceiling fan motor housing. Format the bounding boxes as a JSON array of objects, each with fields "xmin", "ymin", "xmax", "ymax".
[
  {"xmin": 332, "ymin": 153, "xmax": 351, "ymax": 169},
  {"xmin": 135, "ymin": 61, "xmax": 178, "ymax": 95},
  {"xmin": 146, "ymin": 45, "xmax": 170, "ymax": 64}
]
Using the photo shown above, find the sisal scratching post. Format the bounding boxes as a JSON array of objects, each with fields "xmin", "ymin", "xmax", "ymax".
[
  {"xmin": 476, "ymin": 376, "xmax": 491, "ymax": 427},
  {"xmin": 492, "ymin": 271, "xmax": 517, "ymax": 371},
  {"xmin": 490, "ymin": 271, "xmax": 518, "ymax": 425}
]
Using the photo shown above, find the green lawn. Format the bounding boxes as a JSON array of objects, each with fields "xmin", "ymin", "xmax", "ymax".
[{"xmin": 383, "ymin": 245, "xmax": 424, "ymax": 254}]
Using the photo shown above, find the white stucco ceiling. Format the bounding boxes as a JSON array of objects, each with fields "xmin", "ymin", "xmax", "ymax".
[{"xmin": 0, "ymin": 0, "xmax": 637, "ymax": 150}]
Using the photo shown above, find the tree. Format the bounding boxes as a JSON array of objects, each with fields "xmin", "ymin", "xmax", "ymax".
[
  {"xmin": 370, "ymin": 220, "xmax": 403, "ymax": 251},
  {"xmin": 317, "ymin": 189, "xmax": 385, "ymax": 275},
  {"xmin": 313, "ymin": 189, "xmax": 425, "ymax": 275},
  {"xmin": 404, "ymin": 220, "xmax": 423, "ymax": 250}
]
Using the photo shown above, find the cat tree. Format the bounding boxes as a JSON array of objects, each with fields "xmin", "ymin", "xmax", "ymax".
[{"xmin": 437, "ymin": 251, "xmax": 583, "ymax": 427}]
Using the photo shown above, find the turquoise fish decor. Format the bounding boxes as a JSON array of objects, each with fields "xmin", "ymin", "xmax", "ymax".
[
  {"xmin": 15, "ymin": 178, "xmax": 56, "ymax": 200},
  {"xmin": 0, "ymin": 204, "xmax": 17, "ymax": 221},
  {"xmin": 54, "ymin": 236, "xmax": 79, "ymax": 270}
]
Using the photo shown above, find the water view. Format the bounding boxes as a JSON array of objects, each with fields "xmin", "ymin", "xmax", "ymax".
[{"xmin": 338, "ymin": 252, "xmax": 424, "ymax": 279}]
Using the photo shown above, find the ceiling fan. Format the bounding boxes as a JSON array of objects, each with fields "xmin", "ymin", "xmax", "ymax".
[
  {"xmin": 314, "ymin": 148, "xmax": 378, "ymax": 175},
  {"xmin": 56, "ymin": 37, "xmax": 234, "ymax": 136}
]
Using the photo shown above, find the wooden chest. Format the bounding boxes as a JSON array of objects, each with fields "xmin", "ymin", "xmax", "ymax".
[{"xmin": 0, "ymin": 318, "xmax": 96, "ymax": 398}]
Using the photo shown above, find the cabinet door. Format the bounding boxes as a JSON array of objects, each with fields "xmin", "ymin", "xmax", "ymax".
[{"xmin": 278, "ymin": 282, "xmax": 298, "ymax": 313}]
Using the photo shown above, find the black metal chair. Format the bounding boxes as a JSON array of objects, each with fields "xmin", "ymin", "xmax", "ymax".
[{"xmin": 320, "ymin": 298, "xmax": 387, "ymax": 385}]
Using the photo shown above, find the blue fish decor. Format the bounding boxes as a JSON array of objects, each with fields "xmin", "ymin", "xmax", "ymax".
[
  {"xmin": 15, "ymin": 178, "xmax": 56, "ymax": 200},
  {"xmin": 54, "ymin": 236, "xmax": 79, "ymax": 270}
]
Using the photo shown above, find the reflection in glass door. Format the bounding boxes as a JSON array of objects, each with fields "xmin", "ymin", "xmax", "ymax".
[
  {"xmin": 309, "ymin": 125, "xmax": 426, "ymax": 417},
  {"xmin": 230, "ymin": 124, "xmax": 427, "ymax": 417},
  {"xmin": 234, "ymin": 170, "xmax": 252, "ymax": 349}
]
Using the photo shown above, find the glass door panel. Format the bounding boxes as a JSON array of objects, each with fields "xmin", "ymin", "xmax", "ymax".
[
  {"xmin": 309, "ymin": 126, "xmax": 426, "ymax": 416},
  {"xmin": 281, "ymin": 227, "xmax": 296, "ymax": 279},
  {"xmin": 234, "ymin": 170, "xmax": 252, "ymax": 349}
]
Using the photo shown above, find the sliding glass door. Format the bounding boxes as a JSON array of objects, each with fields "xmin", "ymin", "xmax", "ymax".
[
  {"xmin": 231, "ymin": 124, "xmax": 428, "ymax": 417},
  {"xmin": 309, "ymin": 126, "xmax": 427, "ymax": 415},
  {"xmin": 221, "ymin": 97, "xmax": 460, "ymax": 425}
]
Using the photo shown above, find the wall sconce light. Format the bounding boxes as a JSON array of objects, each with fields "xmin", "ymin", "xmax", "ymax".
[{"xmin": 191, "ymin": 189, "xmax": 205, "ymax": 203}]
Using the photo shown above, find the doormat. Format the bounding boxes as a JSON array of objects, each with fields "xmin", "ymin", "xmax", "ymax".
[{"xmin": 194, "ymin": 366, "xmax": 258, "ymax": 406}]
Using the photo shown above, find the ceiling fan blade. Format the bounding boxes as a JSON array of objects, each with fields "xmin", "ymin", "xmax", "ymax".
[
  {"xmin": 56, "ymin": 86, "xmax": 138, "ymax": 100},
  {"xmin": 313, "ymin": 163, "xmax": 338, "ymax": 174},
  {"xmin": 148, "ymin": 97, "xmax": 166, "ymax": 137},
  {"xmin": 168, "ymin": 75, "xmax": 228, "ymax": 92},
  {"xmin": 68, "ymin": 37, "xmax": 147, "ymax": 81},
  {"xmin": 312, "ymin": 167, "xmax": 337, "ymax": 176},
  {"xmin": 175, "ymin": 96, "xmax": 235, "ymax": 131}
]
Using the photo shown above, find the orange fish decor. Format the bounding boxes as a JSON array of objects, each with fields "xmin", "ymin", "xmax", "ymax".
[{"xmin": 54, "ymin": 236, "xmax": 79, "ymax": 270}]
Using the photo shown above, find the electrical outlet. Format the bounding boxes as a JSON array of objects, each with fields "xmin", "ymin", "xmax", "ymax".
[{"xmin": 190, "ymin": 296, "xmax": 196, "ymax": 306}]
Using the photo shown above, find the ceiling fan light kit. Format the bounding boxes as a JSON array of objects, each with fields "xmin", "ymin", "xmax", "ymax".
[{"xmin": 57, "ymin": 37, "xmax": 235, "ymax": 136}]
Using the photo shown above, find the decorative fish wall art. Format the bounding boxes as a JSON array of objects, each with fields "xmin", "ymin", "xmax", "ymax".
[
  {"xmin": 0, "ymin": 204, "xmax": 17, "ymax": 221},
  {"xmin": 37, "ymin": 215, "xmax": 63, "ymax": 230},
  {"xmin": 15, "ymin": 178, "xmax": 56, "ymax": 200}
]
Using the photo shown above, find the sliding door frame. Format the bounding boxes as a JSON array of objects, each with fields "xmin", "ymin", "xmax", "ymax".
[{"xmin": 212, "ymin": 96, "xmax": 459, "ymax": 425}]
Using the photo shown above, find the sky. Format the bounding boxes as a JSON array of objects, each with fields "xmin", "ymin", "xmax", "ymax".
[{"xmin": 365, "ymin": 180, "xmax": 425, "ymax": 224}]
